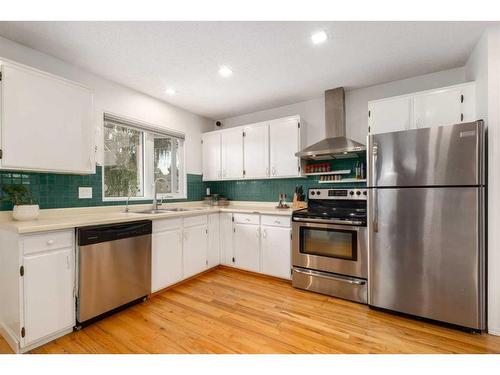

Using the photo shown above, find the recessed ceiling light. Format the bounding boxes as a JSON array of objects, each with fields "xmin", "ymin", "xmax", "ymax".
[
  {"xmin": 311, "ymin": 31, "xmax": 327, "ymax": 45},
  {"xmin": 165, "ymin": 88, "xmax": 176, "ymax": 96},
  {"xmin": 218, "ymin": 65, "xmax": 233, "ymax": 78}
]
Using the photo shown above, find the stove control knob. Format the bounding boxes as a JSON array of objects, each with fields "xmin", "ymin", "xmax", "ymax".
[
  {"xmin": 356, "ymin": 191, "xmax": 361, "ymax": 195},
  {"xmin": 316, "ymin": 191, "xmax": 321, "ymax": 195},
  {"xmin": 349, "ymin": 191, "xmax": 354, "ymax": 195},
  {"xmin": 363, "ymin": 191, "xmax": 367, "ymax": 195},
  {"xmin": 311, "ymin": 191, "xmax": 315, "ymax": 196}
]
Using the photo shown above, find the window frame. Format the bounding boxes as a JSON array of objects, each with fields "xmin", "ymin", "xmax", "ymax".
[{"xmin": 101, "ymin": 112, "xmax": 187, "ymax": 202}]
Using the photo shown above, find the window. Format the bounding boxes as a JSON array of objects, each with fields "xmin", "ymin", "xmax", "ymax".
[{"xmin": 103, "ymin": 114, "xmax": 186, "ymax": 200}]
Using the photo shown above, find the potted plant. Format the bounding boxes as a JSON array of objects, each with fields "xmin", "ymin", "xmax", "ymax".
[{"xmin": 1, "ymin": 184, "xmax": 39, "ymax": 221}]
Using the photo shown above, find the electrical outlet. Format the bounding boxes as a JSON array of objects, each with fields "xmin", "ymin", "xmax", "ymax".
[{"xmin": 78, "ymin": 187, "xmax": 92, "ymax": 199}]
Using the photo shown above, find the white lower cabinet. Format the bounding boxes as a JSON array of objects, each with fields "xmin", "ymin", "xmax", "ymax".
[
  {"xmin": 207, "ymin": 213, "xmax": 220, "ymax": 268},
  {"xmin": 0, "ymin": 229, "xmax": 76, "ymax": 353},
  {"xmin": 233, "ymin": 223, "xmax": 261, "ymax": 272},
  {"xmin": 261, "ymin": 226, "xmax": 292, "ymax": 280},
  {"xmin": 220, "ymin": 213, "xmax": 234, "ymax": 265},
  {"xmin": 23, "ymin": 247, "xmax": 75, "ymax": 345},
  {"xmin": 183, "ymin": 224, "xmax": 208, "ymax": 279},
  {"xmin": 151, "ymin": 226, "xmax": 183, "ymax": 292}
]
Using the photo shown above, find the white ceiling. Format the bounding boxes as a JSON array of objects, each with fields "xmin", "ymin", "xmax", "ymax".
[{"xmin": 0, "ymin": 21, "xmax": 494, "ymax": 120}]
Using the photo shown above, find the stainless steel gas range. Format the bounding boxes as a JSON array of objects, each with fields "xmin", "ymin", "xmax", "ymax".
[{"xmin": 292, "ymin": 188, "xmax": 368, "ymax": 304}]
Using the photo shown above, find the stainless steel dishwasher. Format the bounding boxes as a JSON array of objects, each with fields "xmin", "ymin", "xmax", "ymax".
[{"xmin": 76, "ymin": 220, "xmax": 152, "ymax": 327}]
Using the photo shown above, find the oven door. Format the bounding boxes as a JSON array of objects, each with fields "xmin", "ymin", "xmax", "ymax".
[{"xmin": 292, "ymin": 219, "xmax": 367, "ymax": 278}]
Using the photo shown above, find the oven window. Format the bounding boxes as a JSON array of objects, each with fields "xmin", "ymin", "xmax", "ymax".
[{"xmin": 300, "ymin": 227, "xmax": 357, "ymax": 261}]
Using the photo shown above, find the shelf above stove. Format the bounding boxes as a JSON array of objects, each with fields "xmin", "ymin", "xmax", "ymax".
[
  {"xmin": 318, "ymin": 178, "xmax": 366, "ymax": 184},
  {"xmin": 304, "ymin": 169, "xmax": 351, "ymax": 176}
]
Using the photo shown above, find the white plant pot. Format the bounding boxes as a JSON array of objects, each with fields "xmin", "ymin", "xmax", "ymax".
[{"xmin": 12, "ymin": 205, "xmax": 40, "ymax": 221}]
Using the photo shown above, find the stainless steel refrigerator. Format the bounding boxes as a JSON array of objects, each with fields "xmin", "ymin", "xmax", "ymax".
[{"xmin": 367, "ymin": 121, "xmax": 486, "ymax": 330}]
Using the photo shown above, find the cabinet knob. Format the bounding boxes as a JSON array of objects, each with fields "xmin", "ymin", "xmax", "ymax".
[{"xmin": 47, "ymin": 239, "xmax": 54, "ymax": 245}]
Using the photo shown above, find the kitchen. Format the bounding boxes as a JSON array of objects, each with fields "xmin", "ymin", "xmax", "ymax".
[{"xmin": 1, "ymin": 12, "xmax": 500, "ymax": 369}]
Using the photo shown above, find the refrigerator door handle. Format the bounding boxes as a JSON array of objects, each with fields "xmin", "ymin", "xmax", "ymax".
[
  {"xmin": 372, "ymin": 141, "xmax": 378, "ymax": 186},
  {"xmin": 371, "ymin": 142, "xmax": 379, "ymax": 232}
]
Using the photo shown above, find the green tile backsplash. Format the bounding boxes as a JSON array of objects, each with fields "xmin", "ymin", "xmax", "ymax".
[
  {"xmin": 206, "ymin": 157, "xmax": 366, "ymax": 203},
  {"xmin": 0, "ymin": 157, "xmax": 366, "ymax": 211},
  {"xmin": 0, "ymin": 167, "xmax": 206, "ymax": 211}
]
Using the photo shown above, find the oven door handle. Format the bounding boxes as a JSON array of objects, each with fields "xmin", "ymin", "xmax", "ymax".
[
  {"xmin": 293, "ymin": 217, "xmax": 363, "ymax": 226},
  {"xmin": 294, "ymin": 268, "xmax": 366, "ymax": 285}
]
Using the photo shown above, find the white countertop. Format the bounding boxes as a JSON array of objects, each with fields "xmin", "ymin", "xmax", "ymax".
[{"xmin": 0, "ymin": 201, "xmax": 294, "ymax": 234}]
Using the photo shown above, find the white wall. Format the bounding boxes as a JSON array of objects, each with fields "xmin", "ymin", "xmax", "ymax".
[
  {"xmin": 0, "ymin": 36, "xmax": 213, "ymax": 174},
  {"xmin": 466, "ymin": 28, "xmax": 500, "ymax": 336},
  {"xmin": 219, "ymin": 67, "xmax": 466, "ymax": 147}
]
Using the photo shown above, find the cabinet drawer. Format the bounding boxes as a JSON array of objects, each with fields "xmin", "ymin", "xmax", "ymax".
[
  {"xmin": 261, "ymin": 215, "xmax": 291, "ymax": 227},
  {"xmin": 233, "ymin": 213, "xmax": 260, "ymax": 225},
  {"xmin": 23, "ymin": 230, "xmax": 74, "ymax": 255},
  {"xmin": 153, "ymin": 218, "xmax": 182, "ymax": 233},
  {"xmin": 183, "ymin": 214, "xmax": 208, "ymax": 228}
]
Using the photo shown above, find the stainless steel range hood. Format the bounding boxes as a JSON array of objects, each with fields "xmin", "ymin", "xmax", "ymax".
[{"xmin": 295, "ymin": 87, "xmax": 366, "ymax": 160}]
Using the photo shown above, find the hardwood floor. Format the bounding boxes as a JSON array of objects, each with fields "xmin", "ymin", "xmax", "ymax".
[{"xmin": 2, "ymin": 266, "xmax": 500, "ymax": 354}]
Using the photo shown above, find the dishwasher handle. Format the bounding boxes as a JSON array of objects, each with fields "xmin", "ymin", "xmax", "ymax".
[{"xmin": 78, "ymin": 220, "xmax": 152, "ymax": 246}]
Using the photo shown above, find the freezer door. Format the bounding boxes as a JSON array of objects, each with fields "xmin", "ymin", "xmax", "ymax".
[
  {"xmin": 368, "ymin": 121, "xmax": 484, "ymax": 187},
  {"xmin": 369, "ymin": 187, "xmax": 485, "ymax": 330}
]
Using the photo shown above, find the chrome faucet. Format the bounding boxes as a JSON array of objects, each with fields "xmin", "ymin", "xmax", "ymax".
[
  {"xmin": 152, "ymin": 177, "xmax": 168, "ymax": 210},
  {"xmin": 124, "ymin": 188, "xmax": 136, "ymax": 213}
]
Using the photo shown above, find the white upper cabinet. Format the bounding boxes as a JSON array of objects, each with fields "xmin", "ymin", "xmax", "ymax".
[
  {"xmin": 368, "ymin": 96, "xmax": 412, "ymax": 135},
  {"xmin": 221, "ymin": 128, "xmax": 244, "ymax": 180},
  {"xmin": 201, "ymin": 115, "xmax": 302, "ymax": 181},
  {"xmin": 202, "ymin": 132, "xmax": 221, "ymax": 181},
  {"xmin": 243, "ymin": 122, "xmax": 269, "ymax": 179},
  {"xmin": 368, "ymin": 82, "xmax": 476, "ymax": 135},
  {"xmin": 0, "ymin": 60, "xmax": 94, "ymax": 174},
  {"xmin": 413, "ymin": 83, "xmax": 476, "ymax": 129},
  {"xmin": 269, "ymin": 116, "xmax": 301, "ymax": 178}
]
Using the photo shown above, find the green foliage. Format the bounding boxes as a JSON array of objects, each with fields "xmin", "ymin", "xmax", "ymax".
[
  {"xmin": 104, "ymin": 166, "xmax": 139, "ymax": 197},
  {"xmin": 1, "ymin": 185, "xmax": 35, "ymax": 206},
  {"xmin": 103, "ymin": 124, "xmax": 141, "ymax": 197}
]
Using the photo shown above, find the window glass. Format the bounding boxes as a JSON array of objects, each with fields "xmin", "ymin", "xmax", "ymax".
[
  {"xmin": 103, "ymin": 124, "xmax": 143, "ymax": 198},
  {"xmin": 102, "ymin": 115, "xmax": 185, "ymax": 200}
]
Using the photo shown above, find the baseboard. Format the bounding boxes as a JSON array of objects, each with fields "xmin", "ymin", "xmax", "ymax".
[
  {"xmin": 0, "ymin": 323, "xmax": 19, "ymax": 354},
  {"xmin": 488, "ymin": 328, "xmax": 500, "ymax": 336},
  {"xmin": 19, "ymin": 326, "xmax": 73, "ymax": 353},
  {"xmin": 218, "ymin": 265, "xmax": 292, "ymax": 283},
  {"xmin": 149, "ymin": 266, "xmax": 220, "ymax": 297}
]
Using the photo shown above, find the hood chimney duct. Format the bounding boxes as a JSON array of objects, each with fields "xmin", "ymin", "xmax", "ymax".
[{"xmin": 325, "ymin": 87, "xmax": 346, "ymax": 138}]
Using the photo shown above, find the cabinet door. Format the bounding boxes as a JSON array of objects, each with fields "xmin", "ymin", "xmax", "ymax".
[
  {"xmin": 183, "ymin": 225, "xmax": 208, "ymax": 278},
  {"xmin": 0, "ymin": 62, "xmax": 94, "ymax": 174},
  {"xmin": 23, "ymin": 248, "xmax": 74, "ymax": 345},
  {"xmin": 269, "ymin": 117, "xmax": 300, "ymax": 177},
  {"xmin": 220, "ymin": 213, "xmax": 234, "ymax": 266},
  {"xmin": 207, "ymin": 213, "xmax": 220, "ymax": 268},
  {"xmin": 261, "ymin": 226, "xmax": 291, "ymax": 279},
  {"xmin": 243, "ymin": 123, "xmax": 269, "ymax": 178},
  {"xmin": 413, "ymin": 86, "xmax": 471, "ymax": 129},
  {"xmin": 368, "ymin": 96, "xmax": 412, "ymax": 135},
  {"xmin": 221, "ymin": 128, "xmax": 244, "ymax": 179},
  {"xmin": 233, "ymin": 223, "xmax": 260, "ymax": 272},
  {"xmin": 152, "ymin": 229, "xmax": 183, "ymax": 292},
  {"xmin": 202, "ymin": 132, "xmax": 221, "ymax": 181}
]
